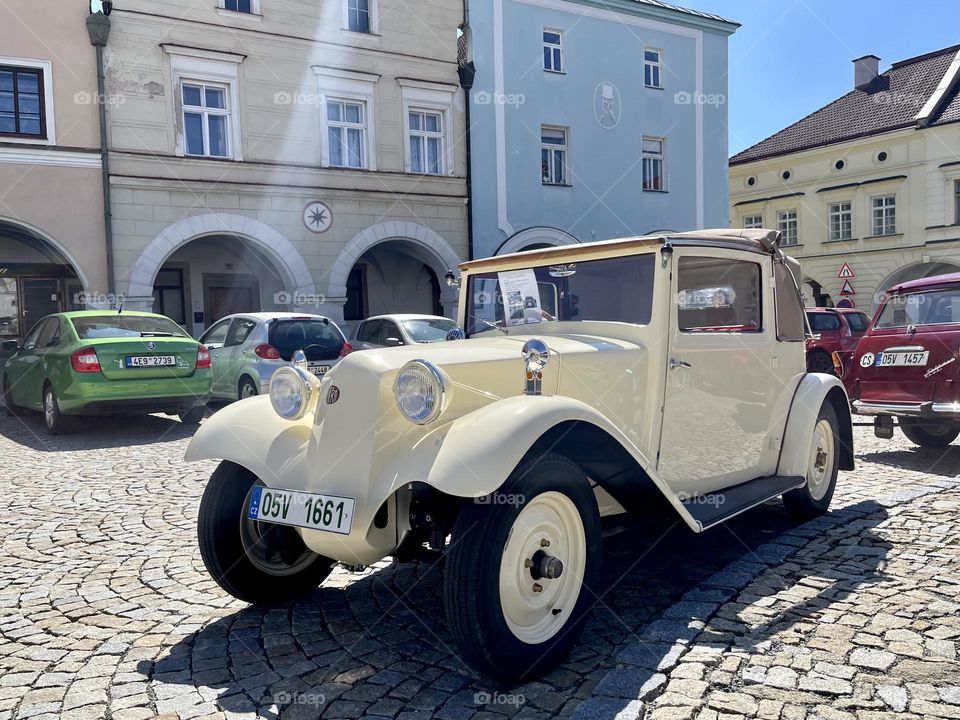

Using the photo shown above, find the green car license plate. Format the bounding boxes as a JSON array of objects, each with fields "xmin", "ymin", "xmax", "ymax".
[
  {"xmin": 126, "ymin": 355, "xmax": 176, "ymax": 367},
  {"xmin": 247, "ymin": 486, "xmax": 354, "ymax": 535}
]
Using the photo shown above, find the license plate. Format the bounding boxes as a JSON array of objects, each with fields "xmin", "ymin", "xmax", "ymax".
[
  {"xmin": 875, "ymin": 350, "xmax": 929, "ymax": 367},
  {"xmin": 247, "ymin": 486, "xmax": 354, "ymax": 535},
  {"xmin": 308, "ymin": 363, "xmax": 331, "ymax": 377},
  {"xmin": 125, "ymin": 355, "xmax": 176, "ymax": 367}
]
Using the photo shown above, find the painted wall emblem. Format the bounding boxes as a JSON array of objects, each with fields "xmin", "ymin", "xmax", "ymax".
[
  {"xmin": 594, "ymin": 82, "xmax": 621, "ymax": 129},
  {"xmin": 303, "ymin": 201, "xmax": 333, "ymax": 233}
]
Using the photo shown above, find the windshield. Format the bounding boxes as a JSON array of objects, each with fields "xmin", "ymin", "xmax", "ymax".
[
  {"xmin": 465, "ymin": 254, "xmax": 655, "ymax": 336},
  {"xmin": 402, "ymin": 318, "xmax": 457, "ymax": 343},
  {"xmin": 71, "ymin": 315, "xmax": 189, "ymax": 339},
  {"xmin": 268, "ymin": 318, "xmax": 344, "ymax": 361},
  {"xmin": 875, "ymin": 288, "xmax": 960, "ymax": 328},
  {"xmin": 844, "ymin": 312, "xmax": 869, "ymax": 332}
]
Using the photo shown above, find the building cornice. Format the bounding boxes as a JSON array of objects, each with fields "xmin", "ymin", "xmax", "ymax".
[{"xmin": 0, "ymin": 146, "xmax": 101, "ymax": 169}]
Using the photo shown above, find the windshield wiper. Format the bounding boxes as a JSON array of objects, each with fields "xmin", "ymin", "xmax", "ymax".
[{"xmin": 469, "ymin": 315, "xmax": 508, "ymax": 334}]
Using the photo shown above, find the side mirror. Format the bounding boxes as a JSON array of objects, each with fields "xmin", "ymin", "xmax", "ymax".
[
  {"xmin": 2, "ymin": 340, "xmax": 19, "ymax": 352},
  {"xmin": 446, "ymin": 327, "xmax": 465, "ymax": 341},
  {"xmin": 384, "ymin": 337, "xmax": 404, "ymax": 347}
]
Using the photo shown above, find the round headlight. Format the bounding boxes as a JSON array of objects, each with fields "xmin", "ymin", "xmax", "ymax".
[
  {"xmin": 394, "ymin": 360, "xmax": 445, "ymax": 424},
  {"xmin": 269, "ymin": 366, "xmax": 315, "ymax": 420}
]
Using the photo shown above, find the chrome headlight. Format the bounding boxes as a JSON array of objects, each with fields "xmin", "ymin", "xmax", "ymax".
[
  {"xmin": 269, "ymin": 366, "xmax": 316, "ymax": 420},
  {"xmin": 394, "ymin": 360, "xmax": 445, "ymax": 424}
]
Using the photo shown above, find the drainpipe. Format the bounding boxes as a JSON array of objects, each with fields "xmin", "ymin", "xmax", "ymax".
[
  {"xmin": 457, "ymin": 2, "xmax": 476, "ymax": 260},
  {"xmin": 86, "ymin": 10, "xmax": 115, "ymax": 297}
]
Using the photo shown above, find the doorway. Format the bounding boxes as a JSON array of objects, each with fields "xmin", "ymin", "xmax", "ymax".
[{"xmin": 204, "ymin": 273, "xmax": 260, "ymax": 324}]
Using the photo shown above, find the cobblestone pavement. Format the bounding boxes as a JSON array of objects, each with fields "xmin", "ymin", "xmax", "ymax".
[{"xmin": 0, "ymin": 413, "xmax": 958, "ymax": 720}]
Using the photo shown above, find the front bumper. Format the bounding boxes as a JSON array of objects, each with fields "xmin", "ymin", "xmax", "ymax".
[{"xmin": 851, "ymin": 400, "xmax": 960, "ymax": 418}]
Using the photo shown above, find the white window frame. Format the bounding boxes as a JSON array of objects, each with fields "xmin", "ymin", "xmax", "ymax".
[
  {"xmin": 325, "ymin": 98, "xmax": 367, "ymax": 169},
  {"xmin": 217, "ymin": 0, "xmax": 261, "ymax": 15},
  {"xmin": 541, "ymin": 125, "xmax": 569, "ymax": 186},
  {"xmin": 543, "ymin": 28, "xmax": 564, "ymax": 73},
  {"xmin": 180, "ymin": 81, "xmax": 232, "ymax": 158},
  {"xmin": 871, "ymin": 194, "xmax": 896, "ymax": 236},
  {"xmin": 398, "ymin": 79, "xmax": 457, "ymax": 177},
  {"xmin": 644, "ymin": 48, "xmax": 663, "ymax": 89},
  {"xmin": 314, "ymin": 67, "xmax": 379, "ymax": 171},
  {"xmin": 407, "ymin": 108, "xmax": 444, "ymax": 175},
  {"xmin": 0, "ymin": 56, "xmax": 55, "ymax": 146},
  {"xmin": 777, "ymin": 209, "xmax": 798, "ymax": 246},
  {"xmin": 828, "ymin": 201, "xmax": 852, "ymax": 241},
  {"xmin": 342, "ymin": 0, "xmax": 378, "ymax": 34},
  {"xmin": 742, "ymin": 215, "xmax": 762, "ymax": 229},
  {"xmin": 165, "ymin": 47, "xmax": 244, "ymax": 160},
  {"xmin": 642, "ymin": 136, "xmax": 666, "ymax": 191}
]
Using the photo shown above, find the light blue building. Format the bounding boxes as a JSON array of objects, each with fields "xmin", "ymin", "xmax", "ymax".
[{"xmin": 460, "ymin": 0, "xmax": 738, "ymax": 258}]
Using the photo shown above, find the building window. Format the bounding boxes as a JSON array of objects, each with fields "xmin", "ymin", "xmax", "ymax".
[
  {"xmin": 326, "ymin": 99, "xmax": 366, "ymax": 168},
  {"xmin": 777, "ymin": 209, "xmax": 798, "ymax": 246},
  {"xmin": 221, "ymin": 0, "xmax": 254, "ymax": 12},
  {"xmin": 152, "ymin": 269, "xmax": 186, "ymax": 325},
  {"xmin": 642, "ymin": 137, "xmax": 665, "ymax": 191},
  {"xmin": 0, "ymin": 65, "xmax": 45, "ymax": 138},
  {"xmin": 541, "ymin": 126, "xmax": 568, "ymax": 185},
  {"xmin": 828, "ymin": 201, "xmax": 852, "ymax": 240},
  {"xmin": 871, "ymin": 195, "xmax": 896, "ymax": 235},
  {"xmin": 346, "ymin": 0, "xmax": 371, "ymax": 33},
  {"xmin": 344, "ymin": 267, "xmax": 366, "ymax": 321},
  {"xmin": 408, "ymin": 109, "xmax": 444, "ymax": 175},
  {"xmin": 543, "ymin": 29, "xmax": 563, "ymax": 72},
  {"xmin": 182, "ymin": 82, "xmax": 231, "ymax": 158},
  {"xmin": 954, "ymin": 180, "xmax": 960, "ymax": 224},
  {"xmin": 644, "ymin": 49, "xmax": 662, "ymax": 88},
  {"xmin": 743, "ymin": 215, "xmax": 762, "ymax": 229}
]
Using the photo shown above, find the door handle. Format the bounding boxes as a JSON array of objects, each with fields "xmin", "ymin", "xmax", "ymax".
[{"xmin": 670, "ymin": 358, "xmax": 691, "ymax": 370}]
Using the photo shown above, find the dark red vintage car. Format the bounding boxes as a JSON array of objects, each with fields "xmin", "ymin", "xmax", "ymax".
[
  {"xmin": 805, "ymin": 307, "xmax": 870, "ymax": 374},
  {"xmin": 848, "ymin": 272, "xmax": 960, "ymax": 447}
]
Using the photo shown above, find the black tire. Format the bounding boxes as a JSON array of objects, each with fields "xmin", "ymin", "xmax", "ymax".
[
  {"xmin": 899, "ymin": 419, "xmax": 960, "ymax": 448},
  {"xmin": 178, "ymin": 406, "xmax": 206, "ymax": 425},
  {"xmin": 198, "ymin": 461, "xmax": 334, "ymax": 604},
  {"xmin": 42, "ymin": 384, "xmax": 71, "ymax": 435},
  {"xmin": 3, "ymin": 375, "xmax": 24, "ymax": 417},
  {"xmin": 783, "ymin": 402, "xmax": 839, "ymax": 521},
  {"xmin": 806, "ymin": 350, "xmax": 834, "ymax": 374},
  {"xmin": 444, "ymin": 453, "xmax": 602, "ymax": 682},
  {"xmin": 237, "ymin": 376, "xmax": 258, "ymax": 401}
]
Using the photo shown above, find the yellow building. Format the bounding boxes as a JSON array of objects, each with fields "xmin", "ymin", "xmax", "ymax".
[{"xmin": 729, "ymin": 46, "xmax": 960, "ymax": 314}]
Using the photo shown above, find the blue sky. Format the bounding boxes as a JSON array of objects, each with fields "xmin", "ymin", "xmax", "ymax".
[{"xmin": 688, "ymin": 0, "xmax": 960, "ymax": 155}]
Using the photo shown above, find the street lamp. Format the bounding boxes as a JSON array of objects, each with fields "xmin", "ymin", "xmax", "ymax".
[{"xmin": 87, "ymin": 1, "xmax": 115, "ymax": 296}]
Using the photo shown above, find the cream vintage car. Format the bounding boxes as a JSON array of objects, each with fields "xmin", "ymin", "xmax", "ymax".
[{"xmin": 187, "ymin": 229, "xmax": 854, "ymax": 681}]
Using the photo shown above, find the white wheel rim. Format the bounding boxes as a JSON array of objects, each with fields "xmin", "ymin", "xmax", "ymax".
[
  {"xmin": 44, "ymin": 392, "xmax": 55, "ymax": 427},
  {"xmin": 498, "ymin": 491, "xmax": 586, "ymax": 645},
  {"xmin": 807, "ymin": 418, "xmax": 834, "ymax": 501},
  {"xmin": 241, "ymin": 383, "xmax": 256, "ymax": 399}
]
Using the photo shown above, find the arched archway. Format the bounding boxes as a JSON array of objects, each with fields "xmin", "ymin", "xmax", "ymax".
[
  {"xmin": 873, "ymin": 260, "xmax": 960, "ymax": 311},
  {"xmin": 496, "ymin": 227, "xmax": 578, "ymax": 255},
  {"xmin": 0, "ymin": 218, "xmax": 90, "ymax": 340},
  {"xmin": 326, "ymin": 221, "xmax": 462, "ymax": 320}
]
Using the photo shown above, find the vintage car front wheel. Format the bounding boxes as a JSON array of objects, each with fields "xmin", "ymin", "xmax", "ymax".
[
  {"xmin": 198, "ymin": 461, "xmax": 334, "ymax": 604},
  {"xmin": 783, "ymin": 402, "xmax": 840, "ymax": 521},
  {"xmin": 444, "ymin": 453, "xmax": 601, "ymax": 681},
  {"xmin": 899, "ymin": 418, "xmax": 960, "ymax": 448}
]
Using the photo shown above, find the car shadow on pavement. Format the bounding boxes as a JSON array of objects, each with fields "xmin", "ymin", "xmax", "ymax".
[
  {"xmin": 134, "ymin": 498, "xmax": 892, "ymax": 719},
  {"xmin": 0, "ymin": 411, "xmax": 198, "ymax": 450},
  {"xmin": 858, "ymin": 442, "xmax": 960, "ymax": 477}
]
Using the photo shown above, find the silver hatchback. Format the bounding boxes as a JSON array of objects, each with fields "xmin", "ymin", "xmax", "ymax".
[{"xmin": 198, "ymin": 312, "xmax": 351, "ymax": 401}]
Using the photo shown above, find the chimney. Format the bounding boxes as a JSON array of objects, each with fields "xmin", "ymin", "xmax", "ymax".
[{"xmin": 853, "ymin": 55, "xmax": 880, "ymax": 90}]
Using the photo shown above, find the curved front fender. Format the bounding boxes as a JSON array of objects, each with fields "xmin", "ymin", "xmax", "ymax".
[{"xmin": 777, "ymin": 372, "xmax": 854, "ymax": 477}]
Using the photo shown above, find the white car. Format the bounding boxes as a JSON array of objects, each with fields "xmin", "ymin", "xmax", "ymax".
[
  {"xmin": 198, "ymin": 312, "xmax": 351, "ymax": 401},
  {"xmin": 187, "ymin": 229, "xmax": 853, "ymax": 681},
  {"xmin": 351, "ymin": 314, "xmax": 458, "ymax": 350}
]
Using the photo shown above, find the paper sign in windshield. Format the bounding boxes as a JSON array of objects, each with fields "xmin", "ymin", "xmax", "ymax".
[{"xmin": 498, "ymin": 269, "xmax": 543, "ymax": 326}]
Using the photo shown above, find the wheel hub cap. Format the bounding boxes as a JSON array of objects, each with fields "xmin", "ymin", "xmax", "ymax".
[{"xmin": 530, "ymin": 549, "xmax": 564, "ymax": 580}]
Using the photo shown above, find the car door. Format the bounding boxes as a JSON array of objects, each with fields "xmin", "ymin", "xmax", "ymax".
[
  {"xmin": 22, "ymin": 318, "xmax": 60, "ymax": 408},
  {"xmin": 220, "ymin": 317, "xmax": 259, "ymax": 395},
  {"xmin": 354, "ymin": 319, "xmax": 382, "ymax": 350},
  {"xmin": 7, "ymin": 319, "xmax": 48, "ymax": 408},
  {"xmin": 199, "ymin": 318, "xmax": 232, "ymax": 396},
  {"xmin": 657, "ymin": 250, "xmax": 786, "ymax": 496}
]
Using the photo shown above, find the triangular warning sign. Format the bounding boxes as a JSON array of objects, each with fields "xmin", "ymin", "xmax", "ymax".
[
  {"xmin": 840, "ymin": 279, "xmax": 855, "ymax": 296},
  {"xmin": 837, "ymin": 262, "xmax": 856, "ymax": 279}
]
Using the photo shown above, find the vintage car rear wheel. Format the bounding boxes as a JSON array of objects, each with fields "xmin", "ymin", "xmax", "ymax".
[
  {"xmin": 783, "ymin": 402, "xmax": 839, "ymax": 521},
  {"xmin": 899, "ymin": 419, "xmax": 960, "ymax": 448},
  {"xmin": 443, "ymin": 453, "xmax": 601, "ymax": 681},
  {"xmin": 198, "ymin": 461, "xmax": 333, "ymax": 604}
]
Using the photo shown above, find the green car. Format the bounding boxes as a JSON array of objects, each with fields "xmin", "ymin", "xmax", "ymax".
[{"xmin": 2, "ymin": 311, "xmax": 212, "ymax": 434}]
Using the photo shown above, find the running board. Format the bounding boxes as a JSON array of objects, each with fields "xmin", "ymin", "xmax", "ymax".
[{"xmin": 682, "ymin": 475, "xmax": 805, "ymax": 531}]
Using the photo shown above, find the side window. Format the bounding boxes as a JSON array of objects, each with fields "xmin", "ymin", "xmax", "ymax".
[
  {"xmin": 201, "ymin": 319, "xmax": 231, "ymax": 347},
  {"xmin": 38, "ymin": 318, "xmax": 60, "ymax": 347},
  {"xmin": 357, "ymin": 320, "xmax": 380, "ymax": 343},
  {"xmin": 379, "ymin": 322, "xmax": 402, "ymax": 344},
  {"xmin": 22, "ymin": 319, "xmax": 48, "ymax": 350},
  {"xmin": 225, "ymin": 318, "xmax": 257, "ymax": 347},
  {"xmin": 677, "ymin": 257, "xmax": 762, "ymax": 333}
]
